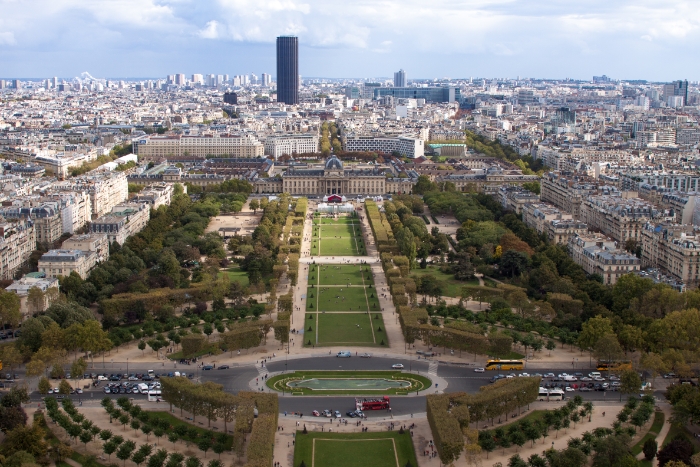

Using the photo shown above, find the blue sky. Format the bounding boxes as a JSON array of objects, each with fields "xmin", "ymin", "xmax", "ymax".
[{"xmin": 1, "ymin": 0, "xmax": 698, "ymax": 81}]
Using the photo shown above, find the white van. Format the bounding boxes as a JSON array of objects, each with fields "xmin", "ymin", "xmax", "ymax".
[
  {"xmin": 589, "ymin": 372, "xmax": 602, "ymax": 378},
  {"xmin": 147, "ymin": 370, "xmax": 154, "ymax": 377},
  {"xmin": 137, "ymin": 383, "xmax": 149, "ymax": 394},
  {"xmin": 336, "ymin": 351, "xmax": 351, "ymax": 358},
  {"xmin": 174, "ymin": 371, "xmax": 181, "ymax": 377},
  {"xmin": 563, "ymin": 375, "xmax": 578, "ymax": 382}
]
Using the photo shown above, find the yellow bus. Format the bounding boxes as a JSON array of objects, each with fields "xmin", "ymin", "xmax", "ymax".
[
  {"xmin": 486, "ymin": 359, "xmax": 525, "ymax": 371},
  {"xmin": 596, "ymin": 360, "xmax": 632, "ymax": 372}
]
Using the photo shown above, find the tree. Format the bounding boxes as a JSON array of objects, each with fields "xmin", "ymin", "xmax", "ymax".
[
  {"xmin": 71, "ymin": 358, "xmax": 87, "ymax": 384},
  {"xmin": 546, "ymin": 340, "xmax": 556, "ymax": 356},
  {"xmin": 593, "ymin": 334, "xmax": 624, "ymax": 370},
  {"xmin": 116, "ymin": 441, "xmax": 136, "ymax": 467},
  {"xmin": 119, "ymin": 414, "xmax": 130, "ymax": 431},
  {"xmin": 131, "ymin": 451, "xmax": 147, "ymax": 467},
  {"xmin": 510, "ymin": 431, "xmax": 526, "ymax": 451},
  {"xmin": 59, "ymin": 379, "xmax": 72, "ymax": 395},
  {"xmin": 27, "ymin": 287, "xmax": 46, "ymax": 315},
  {"xmin": 185, "ymin": 456, "xmax": 202, "ymax": 467},
  {"xmin": 0, "ymin": 290, "xmax": 22, "ymax": 330},
  {"xmin": 212, "ymin": 443, "xmax": 226, "ymax": 459},
  {"xmin": 620, "ymin": 370, "xmax": 642, "ymax": 401},
  {"xmin": 103, "ymin": 441, "xmax": 117, "ymax": 461},
  {"xmin": 578, "ymin": 315, "xmax": 615, "ymax": 352},
  {"xmin": 166, "ymin": 453, "xmax": 185, "ymax": 467},
  {"xmin": 657, "ymin": 437, "xmax": 693, "ymax": 467},
  {"xmin": 153, "ymin": 427, "xmax": 165, "ymax": 444},
  {"xmin": 141, "ymin": 424, "xmax": 152, "ymax": 441},
  {"xmin": 80, "ymin": 430, "xmax": 93, "ymax": 448},
  {"xmin": 138, "ymin": 340, "xmax": 146, "ymax": 355},
  {"xmin": 0, "ymin": 406, "xmax": 27, "ymax": 433},
  {"xmin": 643, "ymin": 438, "xmax": 658, "ymax": 461},
  {"xmin": 198, "ymin": 439, "xmax": 212, "ymax": 458},
  {"xmin": 38, "ymin": 376, "xmax": 51, "ymax": 394},
  {"xmin": 249, "ymin": 199, "xmax": 260, "ymax": 214}
]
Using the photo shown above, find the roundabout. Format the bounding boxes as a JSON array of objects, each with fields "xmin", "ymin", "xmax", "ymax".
[{"xmin": 266, "ymin": 370, "xmax": 432, "ymax": 395}]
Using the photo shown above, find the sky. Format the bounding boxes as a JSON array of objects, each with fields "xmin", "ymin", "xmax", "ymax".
[{"xmin": 0, "ymin": 0, "xmax": 699, "ymax": 81}]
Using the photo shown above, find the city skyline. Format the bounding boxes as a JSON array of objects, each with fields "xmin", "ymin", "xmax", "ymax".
[{"xmin": 0, "ymin": 0, "xmax": 699, "ymax": 80}]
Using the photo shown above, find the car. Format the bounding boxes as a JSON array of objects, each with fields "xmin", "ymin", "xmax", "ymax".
[
  {"xmin": 664, "ymin": 373, "xmax": 677, "ymax": 379},
  {"xmin": 322, "ymin": 410, "xmax": 332, "ymax": 418},
  {"xmin": 103, "ymin": 387, "xmax": 111, "ymax": 394},
  {"xmin": 218, "ymin": 365, "xmax": 230, "ymax": 370},
  {"xmin": 312, "ymin": 410, "xmax": 320, "ymax": 417},
  {"xmin": 506, "ymin": 374, "xmax": 514, "ymax": 379},
  {"xmin": 355, "ymin": 410, "xmax": 364, "ymax": 418},
  {"xmin": 580, "ymin": 376, "xmax": 592, "ymax": 381},
  {"xmin": 202, "ymin": 365, "xmax": 214, "ymax": 371},
  {"xmin": 534, "ymin": 373, "xmax": 543, "ymax": 377},
  {"xmin": 518, "ymin": 373, "xmax": 530, "ymax": 377},
  {"xmin": 128, "ymin": 375, "xmax": 138, "ymax": 381},
  {"xmin": 98, "ymin": 375, "xmax": 108, "ymax": 381},
  {"xmin": 334, "ymin": 411, "xmax": 341, "ymax": 418},
  {"xmin": 391, "ymin": 364, "xmax": 404, "ymax": 369},
  {"xmin": 47, "ymin": 388, "xmax": 54, "ymax": 394},
  {"xmin": 602, "ymin": 383, "xmax": 610, "ymax": 389},
  {"xmin": 76, "ymin": 388, "xmax": 83, "ymax": 394},
  {"xmin": 579, "ymin": 386, "xmax": 591, "ymax": 392},
  {"xmin": 609, "ymin": 375, "xmax": 620, "ymax": 381},
  {"xmin": 557, "ymin": 373, "xmax": 569, "ymax": 378},
  {"xmin": 611, "ymin": 381, "xmax": 621, "ymax": 387},
  {"xmin": 474, "ymin": 368, "xmax": 485, "ymax": 373},
  {"xmin": 574, "ymin": 372, "xmax": 584, "ymax": 377},
  {"xmin": 346, "ymin": 410, "xmax": 358, "ymax": 417},
  {"xmin": 361, "ymin": 353, "xmax": 372, "ymax": 358},
  {"xmin": 544, "ymin": 373, "xmax": 555, "ymax": 378},
  {"xmin": 565, "ymin": 387, "xmax": 575, "ymax": 392},
  {"xmin": 594, "ymin": 376, "xmax": 606, "ymax": 381}
]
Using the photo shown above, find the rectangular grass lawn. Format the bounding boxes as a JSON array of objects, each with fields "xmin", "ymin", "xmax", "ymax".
[
  {"xmin": 217, "ymin": 267, "xmax": 249, "ymax": 287},
  {"xmin": 318, "ymin": 238, "xmax": 359, "ymax": 256},
  {"xmin": 294, "ymin": 431, "xmax": 417, "ymax": 467},
  {"xmin": 312, "ymin": 264, "xmax": 373, "ymax": 286},
  {"xmin": 409, "ymin": 266, "xmax": 480, "ymax": 297},
  {"xmin": 316, "ymin": 312, "xmax": 376, "ymax": 344},
  {"xmin": 311, "ymin": 286, "xmax": 369, "ymax": 311}
]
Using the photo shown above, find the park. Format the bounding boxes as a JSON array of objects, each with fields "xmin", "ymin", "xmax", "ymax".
[{"xmin": 310, "ymin": 215, "xmax": 365, "ymax": 256}]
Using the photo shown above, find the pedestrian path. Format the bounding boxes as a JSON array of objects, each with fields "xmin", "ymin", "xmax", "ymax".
[
  {"xmin": 256, "ymin": 364, "xmax": 269, "ymax": 377},
  {"xmin": 428, "ymin": 362, "xmax": 438, "ymax": 377}
]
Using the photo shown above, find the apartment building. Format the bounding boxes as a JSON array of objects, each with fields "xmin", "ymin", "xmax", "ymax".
[
  {"xmin": 131, "ymin": 183, "xmax": 173, "ymax": 209},
  {"xmin": 499, "ymin": 186, "xmax": 540, "ymax": 214},
  {"xmin": 62, "ymin": 233, "xmax": 110, "ymax": 263},
  {"xmin": 6, "ymin": 275, "xmax": 60, "ymax": 318},
  {"xmin": 547, "ymin": 219, "xmax": 590, "ymax": 245},
  {"xmin": 53, "ymin": 171, "xmax": 128, "ymax": 218},
  {"xmin": 569, "ymin": 233, "xmax": 640, "ymax": 285},
  {"xmin": 540, "ymin": 172, "xmax": 600, "ymax": 220},
  {"xmin": 263, "ymin": 134, "xmax": 319, "ymax": 158},
  {"xmin": 0, "ymin": 218, "xmax": 36, "ymax": 280},
  {"xmin": 89, "ymin": 202, "xmax": 150, "ymax": 245},
  {"xmin": 343, "ymin": 135, "xmax": 425, "ymax": 159},
  {"xmin": 580, "ymin": 195, "xmax": 667, "ymax": 243},
  {"xmin": 641, "ymin": 223, "xmax": 700, "ymax": 289},
  {"xmin": 522, "ymin": 203, "xmax": 574, "ymax": 235},
  {"xmin": 37, "ymin": 249, "xmax": 97, "ymax": 279},
  {"xmin": 134, "ymin": 134, "xmax": 265, "ymax": 160},
  {"xmin": 0, "ymin": 204, "xmax": 62, "ymax": 245},
  {"xmin": 621, "ymin": 171, "xmax": 700, "ymax": 193},
  {"xmin": 34, "ymin": 153, "xmax": 92, "ymax": 179}
]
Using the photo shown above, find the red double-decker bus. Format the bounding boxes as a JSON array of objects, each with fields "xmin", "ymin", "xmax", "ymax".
[{"xmin": 355, "ymin": 396, "xmax": 390, "ymax": 411}]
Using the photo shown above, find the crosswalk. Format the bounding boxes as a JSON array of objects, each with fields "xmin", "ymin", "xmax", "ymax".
[
  {"xmin": 256, "ymin": 365, "xmax": 268, "ymax": 377},
  {"xmin": 428, "ymin": 362, "xmax": 438, "ymax": 377}
]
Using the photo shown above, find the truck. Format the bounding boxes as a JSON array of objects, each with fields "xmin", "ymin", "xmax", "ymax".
[{"xmin": 355, "ymin": 396, "xmax": 390, "ymax": 411}]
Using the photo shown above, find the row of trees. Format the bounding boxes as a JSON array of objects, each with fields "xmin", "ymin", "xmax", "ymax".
[
  {"xmin": 159, "ymin": 377, "xmax": 278, "ymax": 466},
  {"xmin": 478, "ymin": 397, "xmax": 594, "ymax": 458}
]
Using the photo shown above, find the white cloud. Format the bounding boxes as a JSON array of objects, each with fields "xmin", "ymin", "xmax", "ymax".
[{"xmin": 0, "ymin": 31, "xmax": 15, "ymax": 45}]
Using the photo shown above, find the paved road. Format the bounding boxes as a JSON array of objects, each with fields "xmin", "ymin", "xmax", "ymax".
[{"xmin": 15, "ymin": 356, "xmax": 661, "ymax": 416}]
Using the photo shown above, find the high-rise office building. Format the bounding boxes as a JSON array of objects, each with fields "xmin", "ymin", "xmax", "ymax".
[
  {"xmin": 663, "ymin": 80, "xmax": 688, "ymax": 105},
  {"xmin": 262, "ymin": 73, "xmax": 272, "ymax": 86},
  {"xmin": 276, "ymin": 36, "xmax": 299, "ymax": 105},
  {"xmin": 394, "ymin": 69, "xmax": 406, "ymax": 87}
]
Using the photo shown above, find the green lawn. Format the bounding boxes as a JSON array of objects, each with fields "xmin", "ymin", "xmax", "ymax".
[
  {"xmin": 311, "ymin": 217, "xmax": 364, "ymax": 256},
  {"xmin": 218, "ymin": 266, "xmax": 249, "ymax": 287},
  {"xmin": 309, "ymin": 287, "xmax": 371, "ymax": 312},
  {"xmin": 409, "ymin": 266, "xmax": 480, "ymax": 298},
  {"xmin": 267, "ymin": 370, "xmax": 431, "ymax": 395},
  {"xmin": 310, "ymin": 264, "xmax": 374, "ymax": 286},
  {"xmin": 314, "ymin": 312, "xmax": 387, "ymax": 345},
  {"xmin": 662, "ymin": 422, "xmax": 700, "ymax": 449},
  {"xmin": 294, "ymin": 431, "xmax": 418, "ymax": 467}
]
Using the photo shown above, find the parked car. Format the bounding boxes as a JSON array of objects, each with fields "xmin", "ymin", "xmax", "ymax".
[
  {"xmin": 334, "ymin": 411, "xmax": 341, "ymax": 418},
  {"xmin": 322, "ymin": 410, "xmax": 332, "ymax": 417},
  {"xmin": 391, "ymin": 364, "xmax": 404, "ymax": 369},
  {"xmin": 202, "ymin": 365, "xmax": 214, "ymax": 371},
  {"xmin": 312, "ymin": 410, "xmax": 320, "ymax": 417},
  {"xmin": 544, "ymin": 373, "xmax": 555, "ymax": 378},
  {"xmin": 664, "ymin": 373, "xmax": 677, "ymax": 379},
  {"xmin": 361, "ymin": 353, "xmax": 372, "ymax": 358},
  {"xmin": 346, "ymin": 411, "xmax": 358, "ymax": 417},
  {"xmin": 218, "ymin": 365, "xmax": 230, "ymax": 370},
  {"xmin": 103, "ymin": 387, "xmax": 111, "ymax": 394}
]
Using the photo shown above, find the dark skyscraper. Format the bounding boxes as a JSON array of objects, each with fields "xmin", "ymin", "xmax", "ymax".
[{"xmin": 276, "ymin": 36, "xmax": 299, "ymax": 105}]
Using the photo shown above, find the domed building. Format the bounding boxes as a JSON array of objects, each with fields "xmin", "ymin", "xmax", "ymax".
[{"xmin": 255, "ymin": 155, "xmax": 390, "ymax": 196}]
